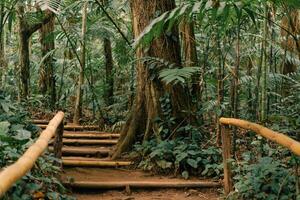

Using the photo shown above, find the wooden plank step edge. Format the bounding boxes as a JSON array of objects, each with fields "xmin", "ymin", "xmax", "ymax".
[
  {"xmin": 50, "ymin": 139, "xmax": 118, "ymax": 145},
  {"xmin": 62, "ymin": 157, "xmax": 111, "ymax": 161},
  {"xmin": 63, "ymin": 181, "xmax": 222, "ymax": 189},
  {"xmin": 62, "ymin": 160, "xmax": 132, "ymax": 167},
  {"xmin": 63, "ymin": 133, "xmax": 120, "ymax": 139},
  {"xmin": 32, "ymin": 120, "xmax": 67, "ymax": 125},
  {"xmin": 37, "ymin": 124, "xmax": 100, "ymax": 130},
  {"xmin": 48, "ymin": 147, "xmax": 110, "ymax": 155}
]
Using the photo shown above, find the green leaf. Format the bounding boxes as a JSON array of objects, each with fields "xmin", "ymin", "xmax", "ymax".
[
  {"xmin": 12, "ymin": 129, "xmax": 31, "ymax": 140},
  {"xmin": 187, "ymin": 158, "xmax": 198, "ymax": 168},
  {"xmin": 156, "ymin": 160, "xmax": 172, "ymax": 169},
  {"xmin": 182, "ymin": 171, "xmax": 189, "ymax": 179},
  {"xmin": 1, "ymin": 102, "xmax": 10, "ymax": 113},
  {"xmin": 0, "ymin": 121, "xmax": 10, "ymax": 135}
]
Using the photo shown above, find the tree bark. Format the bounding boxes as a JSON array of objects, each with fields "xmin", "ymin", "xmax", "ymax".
[
  {"xmin": 39, "ymin": 14, "xmax": 56, "ymax": 108},
  {"xmin": 16, "ymin": 3, "xmax": 55, "ymax": 99},
  {"xmin": 180, "ymin": 18, "xmax": 201, "ymax": 100},
  {"xmin": 281, "ymin": 9, "xmax": 300, "ymax": 74},
  {"xmin": 0, "ymin": 2, "xmax": 7, "ymax": 79},
  {"xmin": 112, "ymin": 0, "xmax": 191, "ymax": 159},
  {"xmin": 17, "ymin": 5, "xmax": 30, "ymax": 98},
  {"xmin": 103, "ymin": 38, "xmax": 114, "ymax": 105},
  {"xmin": 73, "ymin": 1, "xmax": 88, "ymax": 124}
]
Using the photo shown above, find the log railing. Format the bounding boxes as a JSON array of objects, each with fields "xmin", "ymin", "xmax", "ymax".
[
  {"xmin": 0, "ymin": 112, "xmax": 65, "ymax": 198},
  {"xmin": 219, "ymin": 117, "xmax": 300, "ymax": 195}
]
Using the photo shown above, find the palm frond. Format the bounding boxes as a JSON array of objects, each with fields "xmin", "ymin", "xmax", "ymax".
[{"xmin": 36, "ymin": 0, "xmax": 61, "ymax": 14}]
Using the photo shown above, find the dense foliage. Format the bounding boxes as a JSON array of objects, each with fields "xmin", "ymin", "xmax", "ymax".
[
  {"xmin": 0, "ymin": 93, "xmax": 72, "ymax": 199},
  {"xmin": 0, "ymin": 0, "xmax": 300, "ymax": 198}
]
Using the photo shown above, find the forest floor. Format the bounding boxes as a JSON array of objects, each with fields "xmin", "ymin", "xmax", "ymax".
[{"xmin": 74, "ymin": 189, "xmax": 220, "ymax": 200}]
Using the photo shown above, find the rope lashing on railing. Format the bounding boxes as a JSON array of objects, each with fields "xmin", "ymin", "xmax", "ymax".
[{"xmin": 0, "ymin": 111, "xmax": 64, "ymax": 197}]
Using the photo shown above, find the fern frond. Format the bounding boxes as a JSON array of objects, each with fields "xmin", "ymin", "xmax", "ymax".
[{"xmin": 159, "ymin": 67, "xmax": 200, "ymax": 85}]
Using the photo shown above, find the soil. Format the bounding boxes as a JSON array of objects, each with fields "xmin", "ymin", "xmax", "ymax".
[
  {"xmin": 74, "ymin": 188, "xmax": 220, "ymax": 200},
  {"xmin": 62, "ymin": 168, "xmax": 220, "ymax": 183}
]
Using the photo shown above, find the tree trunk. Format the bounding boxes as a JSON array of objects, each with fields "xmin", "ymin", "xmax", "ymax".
[
  {"xmin": 103, "ymin": 38, "xmax": 114, "ymax": 106},
  {"xmin": 281, "ymin": 9, "xmax": 300, "ymax": 74},
  {"xmin": 112, "ymin": 0, "xmax": 191, "ymax": 159},
  {"xmin": 73, "ymin": 1, "xmax": 88, "ymax": 124},
  {"xmin": 16, "ymin": 3, "xmax": 55, "ymax": 99},
  {"xmin": 17, "ymin": 5, "xmax": 30, "ymax": 98},
  {"xmin": 0, "ymin": 2, "xmax": 7, "ymax": 79},
  {"xmin": 180, "ymin": 18, "xmax": 200, "ymax": 97},
  {"xmin": 39, "ymin": 14, "xmax": 56, "ymax": 108}
]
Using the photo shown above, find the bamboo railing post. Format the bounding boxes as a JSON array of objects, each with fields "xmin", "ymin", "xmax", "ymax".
[
  {"xmin": 53, "ymin": 119, "xmax": 64, "ymax": 168},
  {"xmin": 221, "ymin": 125, "xmax": 233, "ymax": 195}
]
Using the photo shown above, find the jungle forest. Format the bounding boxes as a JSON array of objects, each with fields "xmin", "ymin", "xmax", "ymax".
[{"xmin": 0, "ymin": 0, "xmax": 300, "ymax": 199}]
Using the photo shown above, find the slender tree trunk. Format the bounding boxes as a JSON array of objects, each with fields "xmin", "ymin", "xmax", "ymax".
[
  {"xmin": 216, "ymin": 33, "xmax": 224, "ymax": 146},
  {"xmin": 231, "ymin": 19, "xmax": 241, "ymax": 154},
  {"xmin": 260, "ymin": 4, "xmax": 269, "ymax": 122},
  {"xmin": 112, "ymin": 0, "xmax": 192, "ymax": 159},
  {"xmin": 180, "ymin": 18, "xmax": 200, "ymax": 97},
  {"xmin": 73, "ymin": 1, "xmax": 88, "ymax": 124},
  {"xmin": 39, "ymin": 14, "xmax": 56, "ymax": 109},
  {"xmin": 103, "ymin": 38, "xmax": 114, "ymax": 105},
  {"xmin": 17, "ymin": 5, "xmax": 30, "ymax": 99},
  {"xmin": 0, "ymin": 2, "xmax": 7, "ymax": 76},
  {"xmin": 16, "ymin": 3, "xmax": 55, "ymax": 99}
]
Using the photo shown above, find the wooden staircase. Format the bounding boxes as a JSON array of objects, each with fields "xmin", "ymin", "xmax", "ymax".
[{"xmin": 36, "ymin": 121, "xmax": 221, "ymax": 197}]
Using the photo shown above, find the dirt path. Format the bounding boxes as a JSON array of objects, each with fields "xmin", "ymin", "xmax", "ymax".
[
  {"xmin": 63, "ymin": 168, "xmax": 221, "ymax": 199},
  {"xmin": 74, "ymin": 189, "xmax": 220, "ymax": 200}
]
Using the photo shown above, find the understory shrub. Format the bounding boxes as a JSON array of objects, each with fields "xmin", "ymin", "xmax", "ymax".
[
  {"xmin": 134, "ymin": 138, "xmax": 223, "ymax": 179},
  {"xmin": 229, "ymin": 156, "xmax": 300, "ymax": 200}
]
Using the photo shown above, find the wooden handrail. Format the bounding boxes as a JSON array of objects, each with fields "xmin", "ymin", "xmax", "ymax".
[
  {"xmin": 219, "ymin": 117, "xmax": 300, "ymax": 195},
  {"xmin": 0, "ymin": 112, "xmax": 64, "ymax": 197},
  {"xmin": 220, "ymin": 118, "xmax": 300, "ymax": 156}
]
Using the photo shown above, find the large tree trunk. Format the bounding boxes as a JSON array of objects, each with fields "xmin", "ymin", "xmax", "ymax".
[
  {"xmin": 112, "ymin": 0, "xmax": 192, "ymax": 159},
  {"xmin": 39, "ymin": 14, "xmax": 56, "ymax": 108},
  {"xmin": 281, "ymin": 9, "xmax": 300, "ymax": 74},
  {"xmin": 103, "ymin": 38, "xmax": 114, "ymax": 105},
  {"xmin": 73, "ymin": 1, "xmax": 88, "ymax": 124}
]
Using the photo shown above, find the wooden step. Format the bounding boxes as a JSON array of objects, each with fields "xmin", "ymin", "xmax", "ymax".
[
  {"xmin": 32, "ymin": 120, "xmax": 67, "ymax": 125},
  {"xmin": 62, "ymin": 157, "xmax": 111, "ymax": 161},
  {"xmin": 48, "ymin": 146, "xmax": 111, "ymax": 156},
  {"xmin": 63, "ymin": 132, "xmax": 120, "ymax": 139},
  {"xmin": 51, "ymin": 139, "xmax": 118, "ymax": 145},
  {"xmin": 63, "ymin": 159, "xmax": 132, "ymax": 167},
  {"xmin": 31, "ymin": 119, "xmax": 50, "ymax": 124},
  {"xmin": 64, "ymin": 180, "xmax": 221, "ymax": 189},
  {"xmin": 38, "ymin": 124, "xmax": 100, "ymax": 131}
]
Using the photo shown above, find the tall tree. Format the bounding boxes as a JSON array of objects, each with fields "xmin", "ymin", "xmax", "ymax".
[
  {"xmin": 0, "ymin": 2, "xmax": 7, "ymax": 77},
  {"xmin": 112, "ymin": 0, "xmax": 192, "ymax": 159},
  {"xmin": 102, "ymin": 0, "xmax": 114, "ymax": 106},
  {"xmin": 103, "ymin": 37, "xmax": 114, "ymax": 105},
  {"xmin": 39, "ymin": 13, "xmax": 56, "ymax": 108},
  {"xmin": 281, "ymin": 9, "xmax": 300, "ymax": 74},
  {"xmin": 73, "ymin": 1, "xmax": 88, "ymax": 124},
  {"xmin": 16, "ymin": 2, "xmax": 54, "ymax": 98},
  {"xmin": 180, "ymin": 18, "xmax": 200, "ymax": 98}
]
